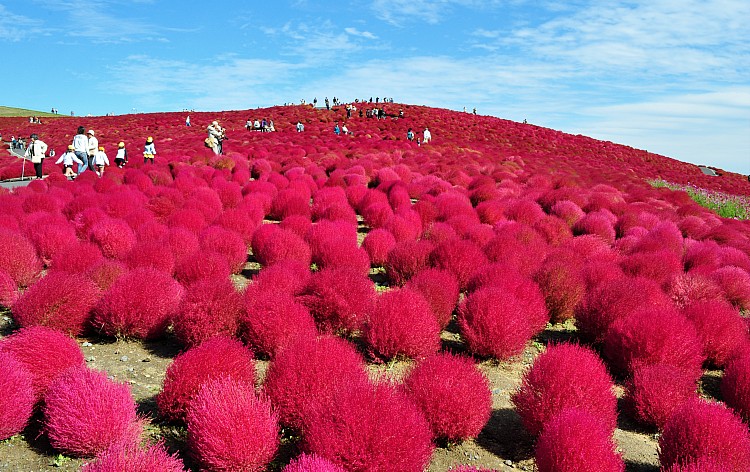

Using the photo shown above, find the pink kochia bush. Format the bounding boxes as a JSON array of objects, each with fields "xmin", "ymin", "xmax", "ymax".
[
  {"xmin": 80, "ymin": 442, "xmax": 186, "ymax": 472},
  {"xmin": 512, "ymin": 343, "xmax": 617, "ymax": 436},
  {"xmin": 385, "ymin": 239, "xmax": 434, "ymax": 286},
  {"xmin": 88, "ymin": 218, "xmax": 137, "ymax": 259},
  {"xmin": 361, "ymin": 228, "xmax": 397, "ymax": 266},
  {"xmin": 457, "ymin": 286, "xmax": 537, "ymax": 360},
  {"xmin": 44, "ymin": 367, "xmax": 142, "ymax": 458},
  {"xmin": 429, "ymin": 239, "xmax": 488, "ymax": 290},
  {"xmin": 174, "ymin": 250, "xmax": 231, "ymax": 286},
  {"xmin": 663, "ymin": 457, "xmax": 728, "ymax": 472},
  {"xmin": 603, "ymin": 306, "xmax": 705, "ymax": 380},
  {"xmin": 282, "ymin": 453, "xmax": 346, "ymax": 472},
  {"xmin": 0, "ymin": 269, "xmax": 18, "ymax": 307},
  {"xmin": 405, "ymin": 268, "xmax": 460, "ymax": 329},
  {"xmin": 0, "ymin": 326, "xmax": 85, "ymax": 399},
  {"xmin": 711, "ymin": 265, "xmax": 750, "ymax": 310},
  {"xmin": 659, "ymin": 399, "xmax": 750, "ymax": 472},
  {"xmin": 242, "ymin": 288, "xmax": 318, "ymax": 357},
  {"xmin": 186, "ymin": 377, "xmax": 279, "ymax": 472},
  {"xmin": 11, "ymin": 271, "xmax": 100, "ymax": 336},
  {"xmin": 0, "ymin": 229, "xmax": 42, "ymax": 287},
  {"xmin": 252, "ymin": 224, "xmax": 311, "ymax": 267},
  {"xmin": 172, "ymin": 278, "xmax": 243, "ymax": 348},
  {"xmin": 0, "ymin": 351, "xmax": 35, "ymax": 440},
  {"xmin": 251, "ymin": 259, "xmax": 310, "ymax": 296},
  {"xmin": 402, "ymin": 352, "xmax": 491, "ymax": 441},
  {"xmin": 157, "ymin": 336, "xmax": 255, "ymax": 422},
  {"xmin": 262, "ymin": 335, "xmax": 369, "ymax": 430},
  {"xmin": 364, "ymin": 288, "xmax": 441, "ymax": 360},
  {"xmin": 535, "ymin": 408, "xmax": 624, "ymax": 472},
  {"xmin": 681, "ymin": 299, "xmax": 748, "ymax": 367},
  {"xmin": 302, "ymin": 381, "xmax": 434, "ymax": 472},
  {"xmin": 721, "ymin": 352, "xmax": 750, "ymax": 422},
  {"xmin": 298, "ymin": 267, "xmax": 376, "ymax": 334},
  {"xmin": 624, "ymin": 363, "xmax": 696, "ymax": 430},
  {"xmin": 92, "ymin": 267, "xmax": 184, "ymax": 339}
]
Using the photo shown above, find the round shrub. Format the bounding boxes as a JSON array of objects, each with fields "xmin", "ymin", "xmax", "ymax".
[
  {"xmin": 625, "ymin": 363, "xmax": 696, "ymax": 430},
  {"xmin": 89, "ymin": 218, "xmax": 137, "ymax": 259},
  {"xmin": 49, "ymin": 241, "xmax": 104, "ymax": 276},
  {"xmin": 682, "ymin": 299, "xmax": 748, "ymax": 367},
  {"xmin": 534, "ymin": 252, "xmax": 586, "ymax": 324},
  {"xmin": 44, "ymin": 367, "xmax": 142, "ymax": 458},
  {"xmin": 270, "ymin": 188, "xmax": 311, "ymax": 220},
  {"xmin": 711, "ymin": 266, "xmax": 750, "ymax": 310},
  {"xmin": 483, "ymin": 223, "xmax": 549, "ymax": 277},
  {"xmin": 242, "ymin": 288, "xmax": 318, "ymax": 358},
  {"xmin": 282, "ymin": 453, "xmax": 347, "ymax": 472},
  {"xmin": 0, "ymin": 229, "xmax": 42, "ymax": 287},
  {"xmin": 576, "ymin": 275, "xmax": 672, "ymax": 343},
  {"xmin": 603, "ymin": 306, "xmax": 705, "ymax": 380},
  {"xmin": 302, "ymin": 382, "xmax": 434, "ymax": 472},
  {"xmin": 621, "ymin": 249, "xmax": 683, "ymax": 287},
  {"xmin": 385, "ymin": 239, "xmax": 434, "ymax": 286},
  {"xmin": 199, "ymin": 225, "xmax": 248, "ymax": 274},
  {"xmin": 11, "ymin": 271, "xmax": 100, "ymax": 336},
  {"xmin": 251, "ymin": 259, "xmax": 310, "ymax": 296},
  {"xmin": 429, "ymin": 239, "xmax": 488, "ymax": 290},
  {"xmin": 27, "ymin": 223, "xmax": 78, "ymax": 263},
  {"xmin": 405, "ymin": 268, "xmax": 459, "ymax": 329},
  {"xmin": 457, "ymin": 286, "xmax": 536, "ymax": 360},
  {"xmin": 668, "ymin": 271, "xmax": 723, "ymax": 309},
  {"xmin": 663, "ymin": 457, "xmax": 728, "ymax": 472},
  {"xmin": 402, "ymin": 352, "xmax": 491, "ymax": 441},
  {"xmin": 361, "ymin": 228, "xmax": 397, "ymax": 266},
  {"xmin": 187, "ymin": 377, "xmax": 278, "ymax": 472},
  {"xmin": 0, "ymin": 269, "xmax": 18, "ymax": 308},
  {"xmin": 0, "ymin": 351, "xmax": 35, "ymax": 440},
  {"xmin": 80, "ymin": 442, "xmax": 186, "ymax": 472},
  {"xmin": 93, "ymin": 268, "xmax": 184, "ymax": 339},
  {"xmin": 87, "ymin": 259, "xmax": 127, "ymax": 291},
  {"xmin": 157, "ymin": 336, "xmax": 255, "ymax": 422},
  {"xmin": 174, "ymin": 250, "xmax": 232, "ymax": 286},
  {"xmin": 721, "ymin": 352, "xmax": 750, "ymax": 422},
  {"xmin": 125, "ymin": 241, "xmax": 176, "ymax": 275},
  {"xmin": 172, "ymin": 278, "xmax": 243, "ymax": 348},
  {"xmin": 298, "ymin": 267, "xmax": 376, "ymax": 334},
  {"xmin": 262, "ymin": 335, "xmax": 369, "ymax": 430},
  {"xmin": 0, "ymin": 326, "xmax": 85, "ymax": 399},
  {"xmin": 535, "ymin": 408, "xmax": 624, "ymax": 472},
  {"xmin": 511, "ymin": 343, "xmax": 617, "ymax": 436},
  {"xmin": 252, "ymin": 225, "xmax": 311, "ymax": 267},
  {"xmin": 363, "ymin": 288, "xmax": 441, "ymax": 360},
  {"xmin": 659, "ymin": 399, "xmax": 750, "ymax": 472}
]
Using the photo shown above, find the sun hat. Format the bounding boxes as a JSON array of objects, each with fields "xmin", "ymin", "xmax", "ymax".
[
  {"xmin": 118, "ymin": 142, "xmax": 125, "ymax": 148},
  {"xmin": 67, "ymin": 144, "xmax": 75, "ymax": 150},
  {"xmin": 98, "ymin": 146, "xmax": 105, "ymax": 151},
  {"xmin": 87, "ymin": 129, "xmax": 95, "ymax": 136},
  {"xmin": 146, "ymin": 136, "xmax": 153, "ymax": 143},
  {"xmin": 212, "ymin": 121, "xmax": 218, "ymax": 126}
]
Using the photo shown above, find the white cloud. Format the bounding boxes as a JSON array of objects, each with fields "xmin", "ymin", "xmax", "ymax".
[
  {"xmin": 0, "ymin": 5, "xmax": 45, "ymax": 41},
  {"xmin": 345, "ymin": 27, "xmax": 377, "ymax": 40}
]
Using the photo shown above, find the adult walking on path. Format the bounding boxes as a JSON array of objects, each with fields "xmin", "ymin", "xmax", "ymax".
[
  {"xmin": 72, "ymin": 126, "xmax": 89, "ymax": 174},
  {"xmin": 24, "ymin": 134, "xmax": 48, "ymax": 179}
]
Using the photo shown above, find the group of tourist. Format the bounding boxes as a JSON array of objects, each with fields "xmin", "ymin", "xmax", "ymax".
[{"xmin": 245, "ymin": 118, "xmax": 276, "ymax": 133}]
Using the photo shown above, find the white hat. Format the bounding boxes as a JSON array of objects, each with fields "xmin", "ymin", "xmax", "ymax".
[
  {"xmin": 212, "ymin": 121, "xmax": 218, "ymax": 126},
  {"xmin": 87, "ymin": 129, "xmax": 95, "ymax": 135}
]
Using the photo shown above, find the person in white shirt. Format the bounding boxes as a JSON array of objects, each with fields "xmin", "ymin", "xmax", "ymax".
[
  {"xmin": 92, "ymin": 146, "xmax": 110, "ymax": 177},
  {"xmin": 55, "ymin": 145, "xmax": 83, "ymax": 179},
  {"xmin": 86, "ymin": 129, "xmax": 98, "ymax": 171},
  {"xmin": 143, "ymin": 136, "xmax": 156, "ymax": 163},
  {"xmin": 296, "ymin": 121, "xmax": 304, "ymax": 132},
  {"xmin": 24, "ymin": 134, "xmax": 48, "ymax": 179},
  {"xmin": 206, "ymin": 121, "xmax": 225, "ymax": 155},
  {"xmin": 423, "ymin": 127, "xmax": 432, "ymax": 144},
  {"xmin": 114, "ymin": 142, "xmax": 128, "ymax": 168},
  {"xmin": 72, "ymin": 126, "xmax": 89, "ymax": 174}
]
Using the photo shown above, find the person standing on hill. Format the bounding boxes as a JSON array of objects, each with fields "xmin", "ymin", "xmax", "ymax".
[
  {"xmin": 24, "ymin": 133, "xmax": 48, "ymax": 179},
  {"xmin": 86, "ymin": 129, "xmax": 98, "ymax": 171},
  {"xmin": 114, "ymin": 141, "xmax": 128, "ymax": 168},
  {"xmin": 92, "ymin": 146, "xmax": 110, "ymax": 176},
  {"xmin": 423, "ymin": 127, "xmax": 432, "ymax": 144},
  {"xmin": 296, "ymin": 121, "xmax": 305, "ymax": 132},
  {"xmin": 143, "ymin": 137, "xmax": 156, "ymax": 163},
  {"xmin": 186, "ymin": 115, "xmax": 191, "ymax": 126},
  {"xmin": 56, "ymin": 145, "xmax": 83, "ymax": 179},
  {"xmin": 72, "ymin": 126, "xmax": 89, "ymax": 174},
  {"xmin": 207, "ymin": 121, "xmax": 225, "ymax": 155}
]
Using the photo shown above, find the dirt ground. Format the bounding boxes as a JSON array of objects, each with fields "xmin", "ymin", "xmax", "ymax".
[{"xmin": 0, "ymin": 303, "xmax": 671, "ymax": 472}]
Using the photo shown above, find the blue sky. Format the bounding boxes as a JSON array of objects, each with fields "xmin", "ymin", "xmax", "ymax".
[{"xmin": 2, "ymin": 0, "xmax": 749, "ymax": 174}]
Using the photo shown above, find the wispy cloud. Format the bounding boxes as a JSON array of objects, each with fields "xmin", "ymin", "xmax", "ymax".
[
  {"xmin": 345, "ymin": 27, "xmax": 377, "ymax": 40},
  {"xmin": 371, "ymin": 0, "xmax": 511, "ymax": 26},
  {"xmin": 0, "ymin": 5, "xmax": 45, "ymax": 41}
]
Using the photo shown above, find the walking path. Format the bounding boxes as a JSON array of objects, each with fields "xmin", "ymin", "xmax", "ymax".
[{"xmin": 0, "ymin": 142, "xmax": 35, "ymax": 189}]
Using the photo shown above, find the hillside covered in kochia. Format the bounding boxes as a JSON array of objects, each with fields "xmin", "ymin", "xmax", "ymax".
[
  {"xmin": 1, "ymin": 103, "xmax": 748, "ymax": 196},
  {"xmin": 0, "ymin": 103, "xmax": 749, "ymax": 471}
]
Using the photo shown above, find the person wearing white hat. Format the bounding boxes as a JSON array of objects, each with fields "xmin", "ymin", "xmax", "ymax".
[
  {"xmin": 206, "ymin": 120, "xmax": 225, "ymax": 155},
  {"xmin": 86, "ymin": 129, "xmax": 98, "ymax": 171}
]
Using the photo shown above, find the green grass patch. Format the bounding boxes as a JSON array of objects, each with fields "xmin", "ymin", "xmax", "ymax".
[
  {"xmin": 0, "ymin": 106, "xmax": 59, "ymax": 118},
  {"xmin": 648, "ymin": 179, "xmax": 749, "ymax": 220}
]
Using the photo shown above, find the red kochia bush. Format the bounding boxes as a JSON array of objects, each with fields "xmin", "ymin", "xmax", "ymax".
[
  {"xmin": 385, "ymin": 239, "xmax": 434, "ymax": 286},
  {"xmin": 711, "ymin": 266, "xmax": 750, "ymax": 310},
  {"xmin": 199, "ymin": 225, "xmax": 248, "ymax": 274},
  {"xmin": 87, "ymin": 259, "xmax": 127, "ymax": 291},
  {"xmin": 251, "ymin": 259, "xmax": 310, "ymax": 296},
  {"xmin": 402, "ymin": 352, "xmax": 491, "ymax": 441},
  {"xmin": 0, "ymin": 229, "xmax": 42, "ymax": 287},
  {"xmin": 682, "ymin": 299, "xmax": 747, "ymax": 367},
  {"xmin": 186, "ymin": 377, "xmax": 278, "ymax": 472},
  {"xmin": 157, "ymin": 336, "xmax": 255, "ymax": 422},
  {"xmin": 242, "ymin": 288, "xmax": 318, "ymax": 358},
  {"xmin": 604, "ymin": 306, "xmax": 704, "ymax": 380},
  {"xmin": 722, "ymin": 352, "xmax": 750, "ymax": 422},
  {"xmin": 262, "ymin": 335, "xmax": 370, "ymax": 430},
  {"xmin": 125, "ymin": 241, "xmax": 176, "ymax": 275},
  {"xmin": 89, "ymin": 218, "xmax": 137, "ymax": 259},
  {"xmin": 172, "ymin": 278, "xmax": 243, "ymax": 348},
  {"xmin": 11, "ymin": 271, "xmax": 100, "ymax": 336},
  {"xmin": 405, "ymin": 268, "xmax": 460, "ymax": 329},
  {"xmin": 534, "ymin": 251, "xmax": 586, "ymax": 324},
  {"xmin": 535, "ymin": 408, "xmax": 624, "ymax": 472},
  {"xmin": 659, "ymin": 399, "xmax": 750, "ymax": 472},
  {"xmin": 0, "ymin": 351, "xmax": 35, "ymax": 440},
  {"xmin": 298, "ymin": 267, "xmax": 376, "ymax": 334},
  {"xmin": 363, "ymin": 288, "xmax": 441, "ymax": 360},
  {"xmin": 252, "ymin": 224, "xmax": 311, "ymax": 267},
  {"xmin": 457, "ymin": 286, "xmax": 536, "ymax": 360},
  {"xmin": 93, "ymin": 268, "xmax": 183, "ymax": 340},
  {"xmin": 429, "ymin": 239, "xmax": 488, "ymax": 290},
  {"xmin": 663, "ymin": 457, "xmax": 728, "ymax": 472},
  {"xmin": 627, "ymin": 362, "xmax": 698, "ymax": 431},
  {"xmin": 174, "ymin": 250, "xmax": 232, "ymax": 286},
  {"xmin": 511, "ymin": 343, "xmax": 617, "ymax": 436},
  {"xmin": 282, "ymin": 454, "xmax": 347, "ymax": 472},
  {"xmin": 0, "ymin": 326, "xmax": 85, "ymax": 399},
  {"xmin": 0, "ymin": 269, "xmax": 18, "ymax": 307},
  {"xmin": 302, "ymin": 381, "xmax": 434, "ymax": 472},
  {"xmin": 80, "ymin": 442, "xmax": 186, "ymax": 472},
  {"xmin": 44, "ymin": 367, "xmax": 141, "ymax": 458}
]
